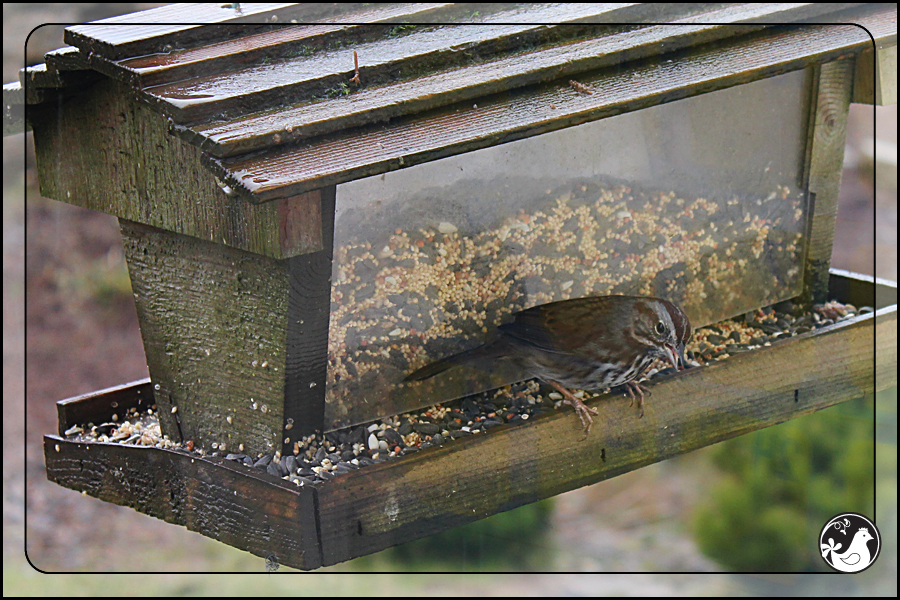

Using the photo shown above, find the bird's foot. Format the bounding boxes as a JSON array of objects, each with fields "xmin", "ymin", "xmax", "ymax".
[
  {"xmin": 611, "ymin": 381, "xmax": 650, "ymax": 417},
  {"xmin": 624, "ymin": 381, "xmax": 649, "ymax": 418},
  {"xmin": 549, "ymin": 380, "xmax": 599, "ymax": 435}
]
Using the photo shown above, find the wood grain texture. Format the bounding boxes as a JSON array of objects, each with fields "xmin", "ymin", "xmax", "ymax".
[
  {"xmin": 30, "ymin": 77, "xmax": 323, "ymax": 259},
  {"xmin": 43, "ymin": 435, "xmax": 321, "ymax": 570},
  {"xmin": 62, "ymin": 4, "xmax": 467, "ymax": 61},
  {"xmin": 875, "ymin": 306, "xmax": 897, "ymax": 391},
  {"xmin": 85, "ymin": 4, "xmax": 501, "ymax": 94},
  {"xmin": 184, "ymin": 19, "xmax": 757, "ymax": 158},
  {"xmin": 801, "ymin": 59, "xmax": 855, "ymax": 306},
  {"xmin": 121, "ymin": 196, "xmax": 337, "ymax": 453},
  {"xmin": 72, "ymin": 4, "xmax": 743, "ymax": 110},
  {"xmin": 121, "ymin": 219, "xmax": 291, "ymax": 453}
]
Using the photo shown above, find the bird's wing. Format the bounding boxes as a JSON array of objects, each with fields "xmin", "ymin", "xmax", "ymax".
[
  {"xmin": 497, "ymin": 320, "xmax": 567, "ymax": 354},
  {"xmin": 498, "ymin": 297, "xmax": 617, "ymax": 354}
]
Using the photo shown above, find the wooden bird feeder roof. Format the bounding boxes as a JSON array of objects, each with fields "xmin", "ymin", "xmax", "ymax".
[{"xmin": 15, "ymin": 3, "xmax": 897, "ymax": 206}]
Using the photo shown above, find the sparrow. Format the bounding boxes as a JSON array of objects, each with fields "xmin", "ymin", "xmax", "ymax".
[{"xmin": 405, "ymin": 295, "xmax": 692, "ymax": 434}]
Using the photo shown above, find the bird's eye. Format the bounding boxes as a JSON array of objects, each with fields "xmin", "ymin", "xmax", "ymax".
[{"xmin": 655, "ymin": 322, "xmax": 667, "ymax": 336}]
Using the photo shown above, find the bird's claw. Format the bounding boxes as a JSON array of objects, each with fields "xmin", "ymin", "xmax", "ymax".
[
  {"xmin": 549, "ymin": 380, "xmax": 598, "ymax": 436},
  {"xmin": 623, "ymin": 381, "xmax": 649, "ymax": 417},
  {"xmin": 570, "ymin": 401, "xmax": 599, "ymax": 434}
]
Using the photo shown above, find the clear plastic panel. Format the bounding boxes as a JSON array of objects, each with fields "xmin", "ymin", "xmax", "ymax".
[{"xmin": 327, "ymin": 69, "xmax": 811, "ymax": 429}]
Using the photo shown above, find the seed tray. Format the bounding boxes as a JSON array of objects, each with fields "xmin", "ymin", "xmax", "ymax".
[
  {"xmin": 59, "ymin": 297, "xmax": 870, "ymax": 484},
  {"xmin": 44, "ymin": 270, "xmax": 895, "ymax": 569}
]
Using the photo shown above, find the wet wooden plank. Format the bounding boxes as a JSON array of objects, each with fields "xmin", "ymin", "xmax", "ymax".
[
  {"xmin": 44, "ymin": 435, "xmax": 322, "ymax": 570},
  {"xmin": 66, "ymin": 2, "xmax": 628, "ymax": 62},
  {"xmin": 207, "ymin": 8, "xmax": 894, "ymax": 203},
  {"xmin": 140, "ymin": 4, "xmax": 855, "ymax": 126},
  {"xmin": 85, "ymin": 4, "xmax": 462, "ymax": 89},
  {"xmin": 178, "ymin": 19, "xmax": 774, "ymax": 156},
  {"xmin": 113, "ymin": 24, "xmax": 358, "ymax": 89},
  {"xmin": 64, "ymin": 3, "xmax": 296, "ymax": 59},
  {"xmin": 56, "ymin": 378, "xmax": 153, "ymax": 436}
]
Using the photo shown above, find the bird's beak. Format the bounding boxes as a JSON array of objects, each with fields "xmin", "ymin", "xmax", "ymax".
[{"xmin": 664, "ymin": 342, "xmax": 687, "ymax": 371}]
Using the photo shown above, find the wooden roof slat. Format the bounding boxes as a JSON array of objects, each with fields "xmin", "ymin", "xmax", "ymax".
[
  {"xmin": 182, "ymin": 23, "xmax": 748, "ymax": 157},
  {"xmin": 107, "ymin": 24, "xmax": 358, "ymax": 88},
  {"xmin": 16, "ymin": 3, "xmax": 893, "ymax": 202},
  {"xmin": 64, "ymin": 3, "xmax": 295, "ymax": 59},
  {"xmin": 135, "ymin": 4, "xmax": 669, "ymax": 123},
  {"xmin": 44, "ymin": 46, "xmax": 92, "ymax": 72},
  {"xmin": 83, "ymin": 4, "xmax": 466, "ymax": 89},
  {"xmin": 19, "ymin": 62, "xmax": 99, "ymax": 90},
  {"xmin": 206, "ymin": 7, "xmax": 894, "ymax": 203},
  {"xmin": 62, "ymin": 3, "xmax": 649, "ymax": 62},
  {"xmin": 142, "ymin": 24, "xmax": 575, "ymax": 123},
  {"xmin": 180, "ymin": 3, "xmax": 861, "ymax": 158}
]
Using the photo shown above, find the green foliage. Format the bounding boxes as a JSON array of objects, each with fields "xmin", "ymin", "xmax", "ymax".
[
  {"xmin": 693, "ymin": 396, "xmax": 875, "ymax": 571},
  {"xmin": 285, "ymin": 45, "xmax": 314, "ymax": 59},
  {"xmin": 323, "ymin": 82, "xmax": 353, "ymax": 99},
  {"xmin": 387, "ymin": 24, "xmax": 419, "ymax": 37},
  {"xmin": 376, "ymin": 499, "xmax": 554, "ymax": 570}
]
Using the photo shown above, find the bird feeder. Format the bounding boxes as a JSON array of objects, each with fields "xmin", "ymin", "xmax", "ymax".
[{"xmin": 13, "ymin": 3, "xmax": 896, "ymax": 570}]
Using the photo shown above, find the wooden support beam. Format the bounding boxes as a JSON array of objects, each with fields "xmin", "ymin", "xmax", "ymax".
[
  {"xmin": 120, "ymin": 184, "xmax": 336, "ymax": 454},
  {"xmin": 852, "ymin": 44, "xmax": 897, "ymax": 106},
  {"xmin": 801, "ymin": 59, "xmax": 855, "ymax": 306}
]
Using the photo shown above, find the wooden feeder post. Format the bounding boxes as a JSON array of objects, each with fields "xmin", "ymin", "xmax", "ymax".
[{"xmin": 8, "ymin": 3, "xmax": 895, "ymax": 570}]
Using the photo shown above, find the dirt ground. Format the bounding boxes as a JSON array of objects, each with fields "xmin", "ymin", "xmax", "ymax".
[{"xmin": 4, "ymin": 3, "xmax": 896, "ymax": 594}]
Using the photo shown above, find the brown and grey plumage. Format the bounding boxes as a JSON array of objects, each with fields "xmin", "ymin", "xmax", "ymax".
[{"xmin": 405, "ymin": 295, "xmax": 692, "ymax": 434}]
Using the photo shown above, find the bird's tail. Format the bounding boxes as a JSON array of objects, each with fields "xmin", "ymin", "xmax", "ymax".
[
  {"xmin": 403, "ymin": 359, "xmax": 456, "ymax": 382},
  {"xmin": 403, "ymin": 342, "xmax": 503, "ymax": 382}
]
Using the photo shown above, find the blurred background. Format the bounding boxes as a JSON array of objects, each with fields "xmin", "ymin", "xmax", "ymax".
[{"xmin": 4, "ymin": 3, "xmax": 896, "ymax": 594}]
